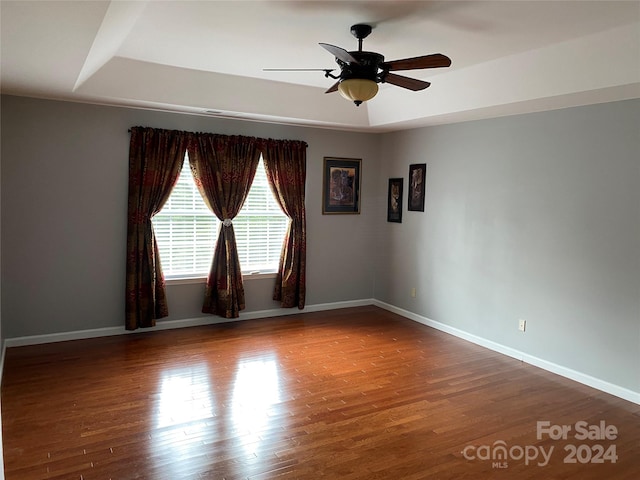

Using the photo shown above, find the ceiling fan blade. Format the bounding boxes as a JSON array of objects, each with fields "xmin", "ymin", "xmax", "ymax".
[
  {"xmin": 325, "ymin": 81, "xmax": 340, "ymax": 93},
  {"xmin": 263, "ymin": 68, "xmax": 335, "ymax": 72},
  {"xmin": 383, "ymin": 73, "xmax": 431, "ymax": 91},
  {"xmin": 382, "ymin": 53, "xmax": 451, "ymax": 71},
  {"xmin": 319, "ymin": 43, "xmax": 360, "ymax": 65}
]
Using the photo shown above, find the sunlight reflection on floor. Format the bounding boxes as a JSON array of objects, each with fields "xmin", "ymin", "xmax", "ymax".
[
  {"xmin": 149, "ymin": 355, "xmax": 283, "ymax": 476},
  {"xmin": 151, "ymin": 363, "xmax": 217, "ymax": 477},
  {"xmin": 231, "ymin": 356, "xmax": 281, "ymax": 455},
  {"xmin": 156, "ymin": 363, "xmax": 215, "ymax": 429}
]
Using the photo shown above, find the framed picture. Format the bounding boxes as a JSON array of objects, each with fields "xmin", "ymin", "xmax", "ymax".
[
  {"xmin": 408, "ymin": 163, "xmax": 426, "ymax": 212},
  {"xmin": 322, "ymin": 157, "xmax": 361, "ymax": 214},
  {"xmin": 387, "ymin": 178, "xmax": 403, "ymax": 223}
]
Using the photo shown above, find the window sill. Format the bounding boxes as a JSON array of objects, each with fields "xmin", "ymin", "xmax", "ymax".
[{"xmin": 165, "ymin": 272, "xmax": 278, "ymax": 286}]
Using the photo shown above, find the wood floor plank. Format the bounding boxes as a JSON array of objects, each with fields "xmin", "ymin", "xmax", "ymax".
[{"xmin": 2, "ymin": 306, "xmax": 639, "ymax": 479}]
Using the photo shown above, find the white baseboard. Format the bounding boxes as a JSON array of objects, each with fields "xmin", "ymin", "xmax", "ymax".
[
  {"xmin": 3, "ymin": 298, "xmax": 376, "ymax": 348},
  {"xmin": 0, "ymin": 340, "xmax": 5, "ymax": 388},
  {"xmin": 373, "ymin": 300, "xmax": 640, "ymax": 405},
  {"xmin": 3, "ymin": 298, "xmax": 637, "ymax": 405}
]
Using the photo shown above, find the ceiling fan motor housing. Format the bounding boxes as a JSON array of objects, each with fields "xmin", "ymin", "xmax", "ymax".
[{"xmin": 337, "ymin": 51, "xmax": 385, "ymax": 82}]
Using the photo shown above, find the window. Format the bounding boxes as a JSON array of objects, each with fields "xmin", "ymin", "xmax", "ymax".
[{"xmin": 152, "ymin": 154, "xmax": 288, "ymax": 279}]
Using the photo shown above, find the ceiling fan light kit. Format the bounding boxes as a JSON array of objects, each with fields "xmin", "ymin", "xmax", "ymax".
[{"xmin": 338, "ymin": 78, "xmax": 379, "ymax": 106}]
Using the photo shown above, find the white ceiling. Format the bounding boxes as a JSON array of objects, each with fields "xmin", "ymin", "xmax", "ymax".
[{"xmin": 2, "ymin": 0, "xmax": 639, "ymax": 132}]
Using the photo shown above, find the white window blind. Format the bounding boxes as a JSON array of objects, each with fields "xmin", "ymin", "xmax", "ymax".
[
  {"xmin": 152, "ymin": 154, "xmax": 288, "ymax": 279},
  {"xmin": 152, "ymin": 157, "xmax": 217, "ymax": 278},
  {"xmin": 235, "ymin": 162, "xmax": 288, "ymax": 273}
]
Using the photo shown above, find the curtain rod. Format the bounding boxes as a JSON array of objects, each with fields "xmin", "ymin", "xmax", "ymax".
[{"xmin": 127, "ymin": 128, "xmax": 307, "ymax": 147}]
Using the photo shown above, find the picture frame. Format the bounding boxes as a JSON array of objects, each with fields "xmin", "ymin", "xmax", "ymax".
[
  {"xmin": 322, "ymin": 157, "xmax": 361, "ymax": 214},
  {"xmin": 408, "ymin": 163, "xmax": 426, "ymax": 212},
  {"xmin": 387, "ymin": 178, "xmax": 403, "ymax": 223}
]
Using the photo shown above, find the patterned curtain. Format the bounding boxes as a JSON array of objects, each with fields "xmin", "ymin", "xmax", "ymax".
[
  {"xmin": 187, "ymin": 134, "xmax": 261, "ymax": 318},
  {"xmin": 261, "ymin": 139, "xmax": 308, "ymax": 309},
  {"xmin": 125, "ymin": 127, "xmax": 188, "ymax": 330}
]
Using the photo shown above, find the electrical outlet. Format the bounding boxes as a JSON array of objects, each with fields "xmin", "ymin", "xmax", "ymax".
[
  {"xmin": 518, "ymin": 319, "xmax": 526, "ymax": 332},
  {"xmin": 410, "ymin": 288, "xmax": 416, "ymax": 298}
]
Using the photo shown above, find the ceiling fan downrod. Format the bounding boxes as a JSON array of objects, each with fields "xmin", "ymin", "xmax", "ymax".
[{"xmin": 350, "ymin": 24, "xmax": 372, "ymax": 52}]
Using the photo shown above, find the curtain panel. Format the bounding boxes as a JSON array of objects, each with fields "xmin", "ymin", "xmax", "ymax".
[
  {"xmin": 187, "ymin": 134, "xmax": 261, "ymax": 318},
  {"xmin": 261, "ymin": 139, "xmax": 308, "ymax": 309},
  {"xmin": 125, "ymin": 127, "xmax": 308, "ymax": 328},
  {"xmin": 125, "ymin": 127, "xmax": 189, "ymax": 330}
]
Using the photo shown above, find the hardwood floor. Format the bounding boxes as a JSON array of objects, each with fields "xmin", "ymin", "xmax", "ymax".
[{"xmin": 2, "ymin": 306, "xmax": 639, "ymax": 479}]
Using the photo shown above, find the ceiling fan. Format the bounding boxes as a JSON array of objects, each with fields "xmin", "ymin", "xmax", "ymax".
[{"xmin": 266, "ymin": 24, "xmax": 452, "ymax": 106}]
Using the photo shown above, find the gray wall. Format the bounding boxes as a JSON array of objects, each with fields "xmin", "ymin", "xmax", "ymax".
[
  {"xmin": 2, "ymin": 95, "xmax": 638, "ymax": 395},
  {"xmin": 376, "ymin": 100, "xmax": 640, "ymax": 392},
  {"xmin": 0, "ymin": 95, "xmax": 381, "ymax": 337}
]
